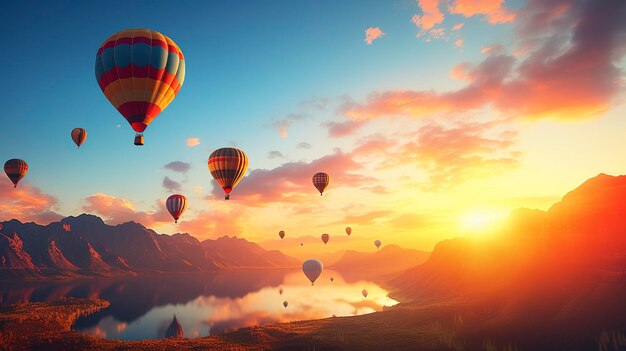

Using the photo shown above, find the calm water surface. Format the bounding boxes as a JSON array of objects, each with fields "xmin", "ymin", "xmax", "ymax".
[{"xmin": 0, "ymin": 269, "xmax": 397, "ymax": 340}]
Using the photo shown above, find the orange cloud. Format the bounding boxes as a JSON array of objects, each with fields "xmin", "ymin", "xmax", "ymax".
[
  {"xmin": 323, "ymin": 120, "xmax": 366, "ymax": 138},
  {"xmin": 395, "ymin": 121, "xmax": 519, "ymax": 189},
  {"xmin": 452, "ymin": 23, "xmax": 464, "ymax": 31},
  {"xmin": 365, "ymin": 27, "xmax": 385, "ymax": 45},
  {"xmin": 454, "ymin": 39, "xmax": 464, "ymax": 48},
  {"xmin": 178, "ymin": 206, "xmax": 248, "ymax": 239},
  {"xmin": 412, "ymin": 0, "xmax": 444, "ymax": 32},
  {"xmin": 211, "ymin": 151, "xmax": 372, "ymax": 206},
  {"xmin": 344, "ymin": 0, "xmax": 626, "ymax": 122},
  {"xmin": 271, "ymin": 114, "xmax": 308, "ymax": 138},
  {"xmin": 82, "ymin": 193, "xmax": 170, "ymax": 226},
  {"xmin": 448, "ymin": 0, "xmax": 516, "ymax": 24},
  {"xmin": 186, "ymin": 137, "xmax": 200, "ymax": 147},
  {"xmin": 0, "ymin": 182, "xmax": 63, "ymax": 224},
  {"xmin": 0, "ymin": 180, "xmax": 63, "ymax": 224}
]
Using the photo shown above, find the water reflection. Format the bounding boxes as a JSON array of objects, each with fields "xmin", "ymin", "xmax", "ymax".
[{"xmin": 0, "ymin": 269, "xmax": 397, "ymax": 340}]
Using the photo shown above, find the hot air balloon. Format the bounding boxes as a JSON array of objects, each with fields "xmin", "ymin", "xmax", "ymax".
[
  {"xmin": 330, "ymin": 277, "xmax": 334, "ymax": 282},
  {"xmin": 71, "ymin": 128, "xmax": 87, "ymax": 148},
  {"xmin": 321, "ymin": 233, "xmax": 330, "ymax": 245},
  {"xmin": 374, "ymin": 240, "xmax": 382, "ymax": 249},
  {"xmin": 283, "ymin": 301, "xmax": 288, "ymax": 308},
  {"xmin": 279, "ymin": 288, "xmax": 283, "ymax": 295},
  {"xmin": 362, "ymin": 289, "xmax": 368, "ymax": 298},
  {"xmin": 95, "ymin": 29, "xmax": 185, "ymax": 146},
  {"xmin": 300, "ymin": 243, "xmax": 304, "ymax": 247},
  {"xmin": 312, "ymin": 172, "xmax": 330, "ymax": 195},
  {"xmin": 279, "ymin": 230, "xmax": 285, "ymax": 239},
  {"xmin": 208, "ymin": 148, "xmax": 248, "ymax": 200},
  {"xmin": 302, "ymin": 259, "xmax": 323, "ymax": 285},
  {"xmin": 345, "ymin": 227, "xmax": 352, "ymax": 236},
  {"xmin": 166, "ymin": 194, "xmax": 187, "ymax": 223},
  {"xmin": 4, "ymin": 159, "xmax": 28, "ymax": 188}
]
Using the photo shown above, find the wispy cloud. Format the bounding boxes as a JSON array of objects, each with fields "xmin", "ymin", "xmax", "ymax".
[
  {"xmin": 163, "ymin": 176, "xmax": 182, "ymax": 192},
  {"xmin": 271, "ymin": 114, "xmax": 309, "ymax": 138},
  {"xmin": 365, "ymin": 27, "xmax": 385, "ymax": 45},
  {"xmin": 164, "ymin": 161, "xmax": 192, "ymax": 174},
  {"xmin": 186, "ymin": 137, "xmax": 200, "ymax": 147}
]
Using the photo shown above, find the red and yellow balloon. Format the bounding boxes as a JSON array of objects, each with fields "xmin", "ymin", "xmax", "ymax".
[{"xmin": 95, "ymin": 28, "xmax": 185, "ymax": 145}]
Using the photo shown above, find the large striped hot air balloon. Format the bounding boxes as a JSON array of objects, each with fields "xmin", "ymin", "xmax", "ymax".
[
  {"xmin": 302, "ymin": 259, "xmax": 323, "ymax": 286},
  {"xmin": 4, "ymin": 159, "xmax": 28, "ymax": 188},
  {"xmin": 208, "ymin": 148, "xmax": 248, "ymax": 200},
  {"xmin": 71, "ymin": 128, "xmax": 87, "ymax": 148},
  {"xmin": 95, "ymin": 28, "xmax": 185, "ymax": 146},
  {"xmin": 312, "ymin": 172, "xmax": 329, "ymax": 195},
  {"xmin": 166, "ymin": 194, "xmax": 188, "ymax": 223}
]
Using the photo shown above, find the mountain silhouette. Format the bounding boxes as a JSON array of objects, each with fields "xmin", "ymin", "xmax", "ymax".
[
  {"xmin": 390, "ymin": 174, "xmax": 626, "ymax": 343},
  {"xmin": 0, "ymin": 214, "xmax": 298, "ymax": 279},
  {"xmin": 330, "ymin": 244, "xmax": 430, "ymax": 277}
]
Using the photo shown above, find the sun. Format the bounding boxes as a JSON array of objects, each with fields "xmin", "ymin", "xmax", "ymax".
[{"xmin": 460, "ymin": 210, "xmax": 506, "ymax": 233}]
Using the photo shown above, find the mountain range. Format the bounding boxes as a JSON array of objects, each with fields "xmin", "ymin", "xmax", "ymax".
[{"xmin": 0, "ymin": 214, "xmax": 299, "ymax": 279}]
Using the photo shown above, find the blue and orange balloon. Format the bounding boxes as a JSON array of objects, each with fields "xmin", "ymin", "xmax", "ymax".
[{"xmin": 95, "ymin": 28, "xmax": 185, "ymax": 145}]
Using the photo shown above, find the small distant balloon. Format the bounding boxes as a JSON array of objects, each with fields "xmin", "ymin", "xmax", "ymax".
[
  {"xmin": 362, "ymin": 289, "xmax": 368, "ymax": 298},
  {"xmin": 4, "ymin": 159, "xmax": 28, "ymax": 188},
  {"xmin": 302, "ymin": 259, "xmax": 323, "ymax": 285},
  {"xmin": 71, "ymin": 128, "xmax": 87, "ymax": 148},
  {"xmin": 330, "ymin": 277, "xmax": 334, "ymax": 282},
  {"xmin": 345, "ymin": 227, "xmax": 352, "ymax": 236},
  {"xmin": 279, "ymin": 288, "xmax": 283, "ymax": 295},
  {"xmin": 374, "ymin": 240, "xmax": 382, "ymax": 249},
  {"xmin": 321, "ymin": 233, "xmax": 329, "ymax": 245},
  {"xmin": 279, "ymin": 230, "xmax": 285, "ymax": 239},
  {"xmin": 283, "ymin": 301, "xmax": 288, "ymax": 308},
  {"xmin": 300, "ymin": 243, "xmax": 304, "ymax": 247},
  {"xmin": 312, "ymin": 172, "xmax": 330, "ymax": 195},
  {"xmin": 166, "ymin": 194, "xmax": 188, "ymax": 223}
]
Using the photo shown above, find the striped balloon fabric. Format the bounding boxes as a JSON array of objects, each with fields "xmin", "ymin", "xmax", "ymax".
[
  {"xmin": 4, "ymin": 159, "xmax": 28, "ymax": 188},
  {"xmin": 71, "ymin": 128, "xmax": 87, "ymax": 148},
  {"xmin": 166, "ymin": 194, "xmax": 188, "ymax": 223},
  {"xmin": 312, "ymin": 172, "xmax": 330, "ymax": 195},
  {"xmin": 208, "ymin": 148, "xmax": 249, "ymax": 200},
  {"xmin": 95, "ymin": 28, "xmax": 185, "ymax": 138}
]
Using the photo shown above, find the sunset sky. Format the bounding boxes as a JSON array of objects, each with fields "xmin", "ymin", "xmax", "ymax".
[{"xmin": 1, "ymin": 0, "xmax": 625, "ymax": 255}]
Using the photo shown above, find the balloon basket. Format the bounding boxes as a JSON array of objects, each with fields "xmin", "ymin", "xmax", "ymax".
[{"xmin": 134, "ymin": 134, "xmax": 144, "ymax": 146}]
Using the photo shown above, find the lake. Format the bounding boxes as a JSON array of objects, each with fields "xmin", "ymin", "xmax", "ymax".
[{"xmin": 0, "ymin": 269, "xmax": 397, "ymax": 340}]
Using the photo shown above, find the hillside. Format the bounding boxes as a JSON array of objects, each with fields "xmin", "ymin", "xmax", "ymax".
[{"xmin": 0, "ymin": 214, "xmax": 298, "ymax": 280}]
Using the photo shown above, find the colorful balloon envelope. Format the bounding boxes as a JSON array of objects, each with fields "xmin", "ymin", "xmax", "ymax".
[
  {"xmin": 345, "ymin": 227, "xmax": 352, "ymax": 236},
  {"xmin": 95, "ymin": 28, "xmax": 185, "ymax": 145},
  {"xmin": 166, "ymin": 194, "xmax": 188, "ymax": 223},
  {"xmin": 321, "ymin": 233, "xmax": 329, "ymax": 245},
  {"xmin": 208, "ymin": 148, "xmax": 248, "ymax": 200},
  {"xmin": 283, "ymin": 301, "xmax": 288, "ymax": 308},
  {"xmin": 279, "ymin": 288, "xmax": 283, "ymax": 295},
  {"xmin": 4, "ymin": 159, "xmax": 28, "ymax": 188},
  {"xmin": 374, "ymin": 240, "xmax": 382, "ymax": 249},
  {"xmin": 362, "ymin": 289, "xmax": 368, "ymax": 298},
  {"xmin": 71, "ymin": 128, "xmax": 87, "ymax": 148},
  {"xmin": 330, "ymin": 277, "xmax": 334, "ymax": 282},
  {"xmin": 312, "ymin": 172, "xmax": 330, "ymax": 195},
  {"xmin": 302, "ymin": 259, "xmax": 323, "ymax": 286},
  {"xmin": 279, "ymin": 230, "xmax": 285, "ymax": 239}
]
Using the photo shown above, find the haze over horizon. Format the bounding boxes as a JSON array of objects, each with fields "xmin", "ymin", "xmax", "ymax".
[{"xmin": 2, "ymin": 0, "xmax": 626, "ymax": 255}]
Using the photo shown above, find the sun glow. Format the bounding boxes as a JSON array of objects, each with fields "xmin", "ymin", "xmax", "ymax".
[{"xmin": 460, "ymin": 210, "xmax": 506, "ymax": 233}]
